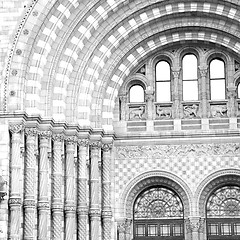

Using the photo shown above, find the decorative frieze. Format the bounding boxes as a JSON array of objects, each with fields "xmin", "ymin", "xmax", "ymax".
[{"xmin": 116, "ymin": 143, "xmax": 240, "ymax": 159}]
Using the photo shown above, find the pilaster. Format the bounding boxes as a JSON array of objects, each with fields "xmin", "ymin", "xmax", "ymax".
[
  {"xmin": 23, "ymin": 128, "xmax": 38, "ymax": 240},
  {"xmin": 65, "ymin": 135, "xmax": 77, "ymax": 240},
  {"xmin": 9, "ymin": 123, "xmax": 24, "ymax": 240},
  {"xmin": 89, "ymin": 140, "xmax": 102, "ymax": 240},
  {"xmin": 52, "ymin": 133, "xmax": 64, "ymax": 240},
  {"xmin": 102, "ymin": 142, "xmax": 113, "ymax": 240},
  {"xmin": 77, "ymin": 138, "xmax": 89, "ymax": 240},
  {"xmin": 38, "ymin": 130, "xmax": 51, "ymax": 240}
]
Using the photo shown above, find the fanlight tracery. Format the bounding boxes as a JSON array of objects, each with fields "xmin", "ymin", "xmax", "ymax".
[
  {"xmin": 207, "ymin": 186, "xmax": 240, "ymax": 217},
  {"xmin": 134, "ymin": 187, "xmax": 183, "ymax": 219}
]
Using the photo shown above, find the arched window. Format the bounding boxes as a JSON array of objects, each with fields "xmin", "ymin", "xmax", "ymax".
[
  {"xmin": 129, "ymin": 85, "xmax": 144, "ymax": 103},
  {"xmin": 133, "ymin": 187, "xmax": 184, "ymax": 239},
  {"xmin": 156, "ymin": 61, "xmax": 171, "ymax": 102},
  {"xmin": 210, "ymin": 59, "xmax": 226, "ymax": 100},
  {"xmin": 206, "ymin": 185, "xmax": 240, "ymax": 239},
  {"xmin": 182, "ymin": 54, "xmax": 198, "ymax": 101}
]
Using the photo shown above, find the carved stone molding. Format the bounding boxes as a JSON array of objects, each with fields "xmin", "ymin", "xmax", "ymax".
[
  {"xmin": 9, "ymin": 124, "xmax": 24, "ymax": 134},
  {"xmin": 102, "ymin": 210, "xmax": 112, "ymax": 218},
  {"xmin": 51, "ymin": 203, "xmax": 64, "ymax": 211},
  {"xmin": 116, "ymin": 143, "xmax": 240, "ymax": 159},
  {"xmin": 89, "ymin": 209, "xmax": 101, "ymax": 218},
  {"xmin": 23, "ymin": 199, "xmax": 36, "ymax": 208},
  {"xmin": 77, "ymin": 207, "xmax": 88, "ymax": 215},
  {"xmin": 121, "ymin": 170, "xmax": 192, "ymax": 218},
  {"xmin": 9, "ymin": 197, "xmax": 22, "ymax": 206},
  {"xmin": 64, "ymin": 205, "xmax": 76, "ymax": 212},
  {"xmin": 38, "ymin": 201, "xmax": 50, "ymax": 210}
]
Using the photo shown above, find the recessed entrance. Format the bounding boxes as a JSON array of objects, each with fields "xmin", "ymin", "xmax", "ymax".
[{"xmin": 133, "ymin": 186, "xmax": 184, "ymax": 239}]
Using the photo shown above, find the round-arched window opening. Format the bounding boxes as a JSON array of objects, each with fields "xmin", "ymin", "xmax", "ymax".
[
  {"xmin": 129, "ymin": 85, "xmax": 145, "ymax": 103},
  {"xmin": 133, "ymin": 186, "xmax": 184, "ymax": 239},
  {"xmin": 206, "ymin": 185, "xmax": 240, "ymax": 239}
]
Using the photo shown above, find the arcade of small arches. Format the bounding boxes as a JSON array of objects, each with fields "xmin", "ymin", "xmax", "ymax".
[{"xmin": 117, "ymin": 45, "xmax": 240, "ymax": 124}]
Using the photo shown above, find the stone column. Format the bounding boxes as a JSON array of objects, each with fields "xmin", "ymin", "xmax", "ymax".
[
  {"xmin": 90, "ymin": 140, "xmax": 102, "ymax": 240},
  {"xmin": 9, "ymin": 123, "xmax": 24, "ymax": 240},
  {"xmin": 172, "ymin": 68, "xmax": 181, "ymax": 118},
  {"xmin": 38, "ymin": 131, "xmax": 51, "ymax": 240},
  {"xmin": 119, "ymin": 95, "xmax": 127, "ymax": 121},
  {"xmin": 227, "ymin": 86, "xmax": 237, "ymax": 117},
  {"xmin": 185, "ymin": 217, "xmax": 205, "ymax": 240},
  {"xmin": 65, "ymin": 136, "xmax": 77, "ymax": 240},
  {"xmin": 23, "ymin": 128, "xmax": 38, "ymax": 240},
  {"xmin": 199, "ymin": 66, "xmax": 208, "ymax": 118},
  {"xmin": 77, "ymin": 138, "xmax": 89, "ymax": 240},
  {"xmin": 102, "ymin": 143, "xmax": 113, "ymax": 240},
  {"xmin": 52, "ymin": 134, "xmax": 64, "ymax": 240},
  {"xmin": 145, "ymin": 90, "xmax": 154, "ymax": 120}
]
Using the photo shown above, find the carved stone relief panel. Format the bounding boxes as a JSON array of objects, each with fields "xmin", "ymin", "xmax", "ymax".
[
  {"xmin": 183, "ymin": 104, "xmax": 199, "ymax": 118},
  {"xmin": 155, "ymin": 104, "xmax": 172, "ymax": 119},
  {"xmin": 210, "ymin": 104, "xmax": 228, "ymax": 118},
  {"xmin": 128, "ymin": 105, "xmax": 146, "ymax": 120}
]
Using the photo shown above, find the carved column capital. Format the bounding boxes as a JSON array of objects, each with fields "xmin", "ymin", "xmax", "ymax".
[
  {"xmin": 78, "ymin": 138, "xmax": 89, "ymax": 147},
  {"xmin": 25, "ymin": 127, "xmax": 38, "ymax": 136},
  {"xmin": 39, "ymin": 130, "xmax": 52, "ymax": 139},
  {"xmin": 198, "ymin": 66, "xmax": 208, "ymax": 78},
  {"xmin": 185, "ymin": 217, "xmax": 205, "ymax": 233},
  {"xmin": 9, "ymin": 123, "xmax": 24, "ymax": 134},
  {"xmin": 90, "ymin": 140, "xmax": 102, "ymax": 149},
  {"xmin": 171, "ymin": 68, "xmax": 181, "ymax": 79},
  {"xmin": 65, "ymin": 136, "xmax": 77, "ymax": 145},
  {"xmin": 102, "ymin": 143, "xmax": 113, "ymax": 152},
  {"xmin": 52, "ymin": 133, "xmax": 65, "ymax": 142}
]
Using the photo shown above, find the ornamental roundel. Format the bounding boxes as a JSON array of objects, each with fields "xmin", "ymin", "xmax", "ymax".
[
  {"xmin": 134, "ymin": 187, "xmax": 183, "ymax": 219},
  {"xmin": 207, "ymin": 186, "xmax": 240, "ymax": 217}
]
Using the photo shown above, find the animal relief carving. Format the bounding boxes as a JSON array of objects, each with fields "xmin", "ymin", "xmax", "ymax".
[
  {"xmin": 211, "ymin": 105, "xmax": 227, "ymax": 118},
  {"xmin": 183, "ymin": 104, "xmax": 198, "ymax": 118},
  {"xmin": 156, "ymin": 105, "xmax": 172, "ymax": 119},
  {"xmin": 129, "ymin": 106, "xmax": 145, "ymax": 120}
]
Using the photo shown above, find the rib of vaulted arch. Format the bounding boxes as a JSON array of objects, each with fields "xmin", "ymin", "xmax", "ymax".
[{"xmin": 4, "ymin": 0, "xmax": 240, "ymax": 130}]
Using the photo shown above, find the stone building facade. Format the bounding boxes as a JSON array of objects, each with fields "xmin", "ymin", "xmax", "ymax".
[{"xmin": 1, "ymin": 0, "xmax": 240, "ymax": 240}]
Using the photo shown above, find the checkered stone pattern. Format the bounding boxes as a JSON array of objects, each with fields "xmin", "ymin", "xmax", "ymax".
[{"xmin": 114, "ymin": 144, "xmax": 240, "ymax": 200}]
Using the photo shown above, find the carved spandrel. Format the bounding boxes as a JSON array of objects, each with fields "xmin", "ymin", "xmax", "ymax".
[{"xmin": 116, "ymin": 143, "xmax": 240, "ymax": 159}]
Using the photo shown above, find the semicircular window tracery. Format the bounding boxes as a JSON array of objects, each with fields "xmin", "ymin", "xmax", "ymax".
[
  {"xmin": 207, "ymin": 186, "xmax": 240, "ymax": 217},
  {"xmin": 133, "ymin": 187, "xmax": 184, "ymax": 239},
  {"xmin": 206, "ymin": 185, "xmax": 240, "ymax": 239},
  {"xmin": 134, "ymin": 187, "xmax": 183, "ymax": 219}
]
